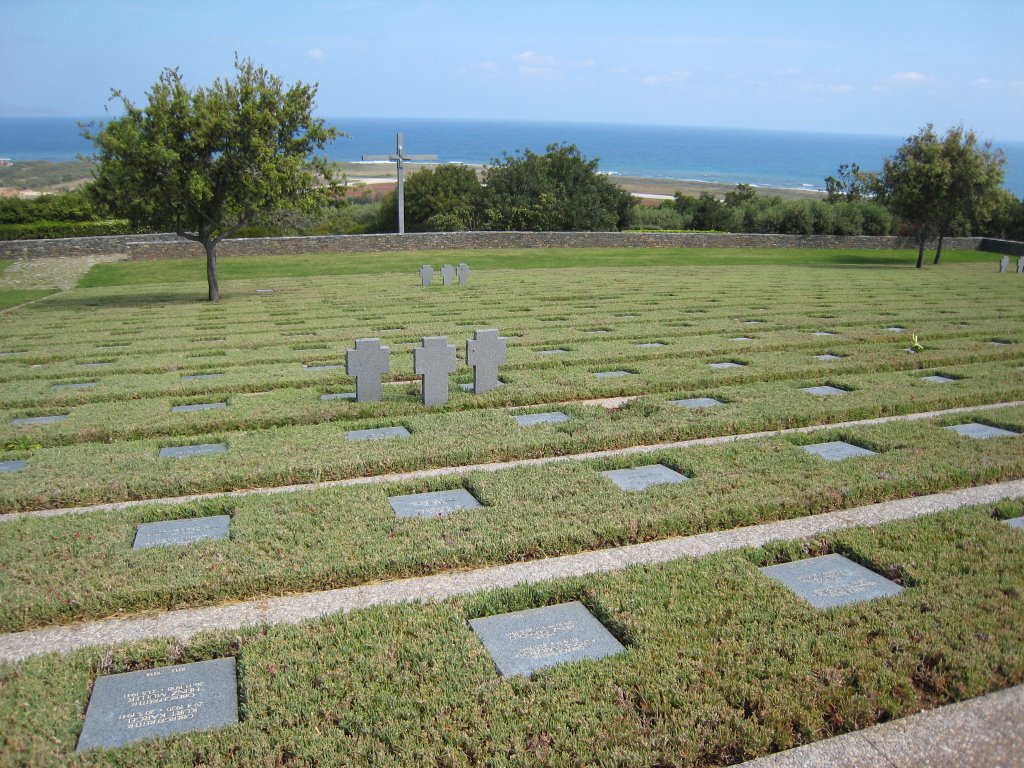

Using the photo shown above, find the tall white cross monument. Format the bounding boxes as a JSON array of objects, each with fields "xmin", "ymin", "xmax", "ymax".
[{"xmin": 362, "ymin": 133, "xmax": 437, "ymax": 234}]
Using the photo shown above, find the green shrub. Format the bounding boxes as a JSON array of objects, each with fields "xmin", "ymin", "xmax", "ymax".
[{"xmin": 0, "ymin": 219, "xmax": 139, "ymax": 240}]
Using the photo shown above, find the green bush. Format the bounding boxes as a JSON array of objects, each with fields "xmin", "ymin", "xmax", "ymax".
[
  {"xmin": 0, "ymin": 189, "xmax": 98, "ymax": 225},
  {"xmin": 0, "ymin": 219, "xmax": 139, "ymax": 240}
]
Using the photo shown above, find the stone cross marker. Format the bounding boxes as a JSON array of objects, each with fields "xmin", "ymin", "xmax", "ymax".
[
  {"xmin": 441, "ymin": 264, "xmax": 455, "ymax": 286},
  {"xmin": 345, "ymin": 338, "xmax": 390, "ymax": 402},
  {"xmin": 414, "ymin": 336, "xmax": 457, "ymax": 406},
  {"xmin": 1018, "ymin": 256, "xmax": 1024, "ymax": 273},
  {"xmin": 466, "ymin": 329, "xmax": 507, "ymax": 394},
  {"xmin": 457, "ymin": 263, "xmax": 469, "ymax": 284},
  {"xmin": 999, "ymin": 255, "xmax": 1010, "ymax": 272},
  {"xmin": 419, "ymin": 265, "xmax": 434, "ymax": 287}
]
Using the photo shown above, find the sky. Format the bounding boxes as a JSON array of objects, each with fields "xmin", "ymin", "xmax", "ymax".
[{"xmin": 2, "ymin": 0, "xmax": 1022, "ymax": 142}]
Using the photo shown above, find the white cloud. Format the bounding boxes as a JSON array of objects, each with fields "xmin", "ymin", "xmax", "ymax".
[
  {"xmin": 307, "ymin": 48, "xmax": 325, "ymax": 60},
  {"xmin": 891, "ymin": 71, "xmax": 928, "ymax": 85}
]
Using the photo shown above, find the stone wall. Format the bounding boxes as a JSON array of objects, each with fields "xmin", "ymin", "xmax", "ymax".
[{"xmin": 3, "ymin": 229, "xmax": 1022, "ymax": 261}]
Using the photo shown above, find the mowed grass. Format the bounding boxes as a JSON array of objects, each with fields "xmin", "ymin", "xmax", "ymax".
[
  {"xmin": 1, "ymin": 503, "xmax": 1022, "ymax": 766},
  {"xmin": 77, "ymin": 246, "xmax": 998, "ymax": 287}
]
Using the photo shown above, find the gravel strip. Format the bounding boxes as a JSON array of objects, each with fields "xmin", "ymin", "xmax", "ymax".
[
  {"xmin": 1, "ymin": 478, "xmax": 1021, "ymax": 663},
  {"xmin": 737, "ymin": 683, "xmax": 1024, "ymax": 767},
  {"xmin": 5, "ymin": 400, "xmax": 1022, "ymax": 523}
]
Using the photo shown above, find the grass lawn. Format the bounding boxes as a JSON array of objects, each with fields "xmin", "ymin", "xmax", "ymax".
[
  {"xmin": 0, "ymin": 247, "xmax": 1021, "ymax": 765},
  {"xmin": 1, "ymin": 503, "xmax": 1022, "ymax": 766},
  {"xmin": 0, "ymin": 289, "xmax": 55, "ymax": 311}
]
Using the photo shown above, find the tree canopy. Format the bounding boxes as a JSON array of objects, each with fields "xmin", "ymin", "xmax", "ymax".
[
  {"xmin": 375, "ymin": 164, "xmax": 484, "ymax": 233},
  {"xmin": 84, "ymin": 57, "xmax": 337, "ymax": 300}
]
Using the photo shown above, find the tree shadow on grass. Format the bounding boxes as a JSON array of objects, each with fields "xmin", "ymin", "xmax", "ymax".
[{"xmin": 45, "ymin": 291, "xmax": 210, "ymax": 309}]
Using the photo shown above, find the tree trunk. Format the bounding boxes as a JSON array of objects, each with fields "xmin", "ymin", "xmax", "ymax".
[
  {"xmin": 204, "ymin": 239, "xmax": 220, "ymax": 302},
  {"xmin": 916, "ymin": 236, "xmax": 925, "ymax": 269},
  {"xmin": 933, "ymin": 233, "xmax": 945, "ymax": 265}
]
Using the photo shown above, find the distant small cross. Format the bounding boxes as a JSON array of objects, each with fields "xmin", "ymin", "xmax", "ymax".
[
  {"xmin": 419, "ymin": 265, "xmax": 434, "ymax": 287},
  {"xmin": 441, "ymin": 264, "xmax": 455, "ymax": 286},
  {"xmin": 466, "ymin": 329, "xmax": 507, "ymax": 394},
  {"xmin": 999, "ymin": 255, "xmax": 1009, "ymax": 272},
  {"xmin": 1017, "ymin": 256, "xmax": 1024, "ymax": 273},
  {"xmin": 414, "ymin": 336, "xmax": 457, "ymax": 406},
  {"xmin": 457, "ymin": 263, "xmax": 469, "ymax": 284},
  {"xmin": 345, "ymin": 338, "xmax": 390, "ymax": 402}
]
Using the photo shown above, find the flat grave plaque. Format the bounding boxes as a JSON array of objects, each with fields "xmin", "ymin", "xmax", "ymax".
[
  {"xmin": 602, "ymin": 463, "xmax": 688, "ymax": 491},
  {"xmin": 303, "ymin": 364, "xmax": 344, "ymax": 371},
  {"xmin": 469, "ymin": 601, "xmax": 625, "ymax": 678},
  {"xmin": 0, "ymin": 460, "xmax": 26, "ymax": 473},
  {"xmin": 52, "ymin": 382, "xmax": 96, "ymax": 390},
  {"xmin": 514, "ymin": 411, "xmax": 570, "ymax": 426},
  {"xmin": 320, "ymin": 392, "xmax": 356, "ymax": 401},
  {"xmin": 10, "ymin": 414, "xmax": 68, "ymax": 426},
  {"xmin": 79, "ymin": 362, "xmax": 112, "ymax": 368},
  {"xmin": 802, "ymin": 385, "xmax": 848, "ymax": 396},
  {"xmin": 635, "ymin": 342, "xmax": 665, "ymax": 348},
  {"xmin": 803, "ymin": 441, "xmax": 877, "ymax": 461},
  {"xmin": 814, "ymin": 354, "xmax": 843, "ymax": 361},
  {"xmin": 133, "ymin": 515, "xmax": 231, "ymax": 548},
  {"xmin": 730, "ymin": 336, "xmax": 754, "ymax": 342},
  {"xmin": 708, "ymin": 362, "xmax": 743, "ymax": 369},
  {"xmin": 885, "ymin": 326, "xmax": 905, "ymax": 332},
  {"xmin": 744, "ymin": 320, "xmax": 765, "ymax": 325},
  {"xmin": 346, "ymin": 426, "xmax": 411, "ymax": 441},
  {"xmin": 669, "ymin": 397, "xmax": 722, "ymax": 409},
  {"xmin": 181, "ymin": 373, "xmax": 223, "ymax": 381},
  {"xmin": 760, "ymin": 553, "xmax": 903, "ymax": 609},
  {"xmin": 813, "ymin": 331, "xmax": 836, "ymax": 337},
  {"xmin": 594, "ymin": 370, "xmax": 633, "ymax": 378},
  {"xmin": 159, "ymin": 443, "xmax": 228, "ymax": 459},
  {"xmin": 536, "ymin": 349, "xmax": 567, "ymax": 356},
  {"xmin": 76, "ymin": 657, "xmax": 238, "ymax": 752},
  {"xmin": 921, "ymin": 375, "xmax": 957, "ymax": 383},
  {"xmin": 946, "ymin": 422, "xmax": 1020, "ymax": 439},
  {"xmin": 171, "ymin": 402, "xmax": 226, "ymax": 413},
  {"xmin": 1006, "ymin": 517, "xmax": 1024, "ymax": 530},
  {"xmin": 255, "ymin": 288, "xmax": 275, "ymax": 294},
  {"xmin": 388, "ymin": 488, "xmax": 481, "ymax": 519}
]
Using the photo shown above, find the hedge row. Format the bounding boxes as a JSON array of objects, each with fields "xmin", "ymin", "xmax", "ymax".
[{"xmin": 0, "ymin": 220, "xmax": 142, "ymax": 240}]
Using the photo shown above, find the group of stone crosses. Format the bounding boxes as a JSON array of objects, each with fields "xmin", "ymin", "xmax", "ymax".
[
  {"xmin": 346, "ymin": 329, "xmax": 506, "ymax": 406},
  {"xmin": 997, "ymin": 255, "xmax": 1024, "ymax": 272},
  {"xmin": 420, "ymin": 263, "xmax": 469, "ymax": 286}
]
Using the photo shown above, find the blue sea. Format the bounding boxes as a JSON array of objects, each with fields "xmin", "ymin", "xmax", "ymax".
[{"xmin": 2, "ymin": 116, "xmax": 1023, "ymax": 196}]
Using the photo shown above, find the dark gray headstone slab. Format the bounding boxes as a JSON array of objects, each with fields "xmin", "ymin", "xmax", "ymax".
[
  {"xmin": 1005, "ymin": 517, "xmax": 1024, "ymax": 530},
  {"xmin": 803, "ymin": 441, "xmax": 877, "ymax": 461},
  {"xmin": 760, "ymin": 554, "xmax": 903, "ymax": 609},
  {"xmin": 181, "ymin": 373, "xmax": 222, "ymax": 381},
  {"xmin": 469, "ymin": 601, "xmax": 625, "ymax": 678},
  {"xmin": 457, "ymin": 263, "xmax": 469, "ymax": 284},
  {"xmin": 11, "ymin": 414, "xmax": 68, "ymax": 426},
  {"xmin": 133, "ymin": 515, "xmax": 231, "ymax": 548},
  {"xmin": 802, "ymin": 385, "xmax": 848, "ymax": 396},
  {"xmin": 921, "ymin": 375, "xmax": 956, "ymax": 383},
  {"xmin": 466, "ymin": 329, "xmax": 508, "ymax": 394},
  {"xmin": 999, "ymin": 255, "xmax": 1009, "ymax": 272},
  {"xmin": 347, "ymin": 426, "xmax": 411, "ymax": 441},
  {"xmin": 346, "ymin": 338, "xmax": 390, "ymax": 402},
  {"xmin": 536, "ymin": 349, "xmax": 567, "ymax": 355},
  {"xmin": 669, "ymin": 397, "xmax": 722, "ymax": 409},
  {"xmin": 601, "ymin": 463, "xmax": 688, "ymax": 491},
  {"xmin": 815, "ymin": 354, "xmax": 843, "ymax": 361},
  {"xmin": 635, "ymin": 342, "xmax": 665, "ymax": 348},
  {"xmin": 414, "ymin": 336, "xmax": 457, "ymax": 406},
  {"xmin": 76, "ymin": 657, "xmax": 238, "ymax": 752},
  {"xmin": 514, "ymin": 411, "xmax": 570, "ymax": 426},
  {"xmin": 303, "ymin": 364, "xmax": 343, "ymax": 371},
  {"xmin": 320, "ymin": 392, "xmax": 357, "ymax": 401},
  {"xmin": 52, "ymin": 382, "xmax": 96, "ymax": 390},
  {"xmin": 946, "ymin": 422, "xmax": 1020, "ymax": 439},
  {"xmin": 0, "ymin": 460, "xmax": 26, "ymax": 473},
  {"xmin": 419, "ymin": 265, "xmax": 433, "ymax": 287},
  {"xmin": 171, "ymin": 402, "xmax": 226, "ymax": 413},
  {"xmin": 594, "ymin": 370, "xmax": 633, "ymax": 378},
  {"xmin": 388, "ymin": 488, "xmax": 481, "ymax": 519},
  {"xmin": 441, "ymin": 263, "xmax": 455, "ymax": 286},
  {"xmin": 709, "ymin": 362, "xmax": 743, "ymax": 369},
  {"xmin": 158, "ymin": 443, "xmax": 228, "ymax": 459}
]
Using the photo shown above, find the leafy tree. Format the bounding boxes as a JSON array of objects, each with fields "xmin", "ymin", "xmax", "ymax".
[
  {"xmin": 483, "ymin": 144, "xmax": 634, "ymax": 231},
  {"xmin": 375, "ymin": 165, "xmax": 484, "ymax": 232},
  {"xmin": 824, "ymin": 163, "xmax": 876, "ymax": 203},
  {"xmin": 84, "ymin": 57, "xmax": 337, "ymax": 301},
  {"xmin": 723, "ymin": 183, "xmax": 756, "ymax": 207}
]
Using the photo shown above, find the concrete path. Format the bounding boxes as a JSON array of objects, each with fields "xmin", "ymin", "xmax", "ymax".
[
  {"xmin": 2, "ymin": 478, "xmax": 1021, "ymax": 663},
  {"xmin": 6, "ymin": 399, "xmax": 1022, "ymax": 523},
  {"xmin": 738, "ymin": 683, "xmax": 1023, "ymax": 767}
]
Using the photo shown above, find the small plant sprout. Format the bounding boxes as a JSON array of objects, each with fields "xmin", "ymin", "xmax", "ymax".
[{"xmin": 910, "ymin": 334, "xmax": 924, "ymax": 353}]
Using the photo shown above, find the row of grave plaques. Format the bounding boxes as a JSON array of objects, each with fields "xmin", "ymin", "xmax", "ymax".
[
  {"xmin": 420, "ymin": 263, "xmax": 469, "ymax": 286},
  {"xmin": 78, "ymin": 498, "xmax": 1024, "ymax": 751}
]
